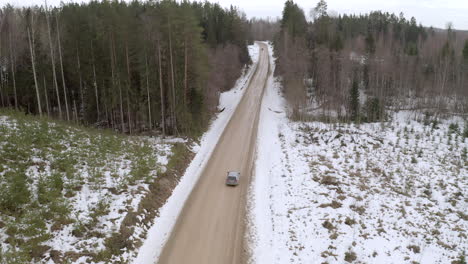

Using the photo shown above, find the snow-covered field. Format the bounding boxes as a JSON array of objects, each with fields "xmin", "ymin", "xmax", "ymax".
[
  {"xmin": 249, "ymin": 44, "xmax": 467, "ymax": 263},
  {"xmin": 132, "ymin": 43, "xmax": 260, "ymax": 264},
  {"xmin": 0, "ymin": 112, "xmax": 175, "ymax": 263}
]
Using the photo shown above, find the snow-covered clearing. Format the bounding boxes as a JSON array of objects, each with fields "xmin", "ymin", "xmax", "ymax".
[
  {"xmin": 249, "ymin": 43, "xmax": 467, "ymax": 264},
  {"xmin": 0, "ymin": 111, "xmax": 175, "ymax": 263},
  {"xmin": 132, "ymin": 43, "xmax": 260, "ymax": 264}
]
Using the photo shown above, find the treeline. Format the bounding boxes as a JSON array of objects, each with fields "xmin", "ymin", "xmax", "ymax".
[
  {"xmin": 275, "ymin": 0, "xmax": 468, "ymax": 122},
  {"xmin": 247, "ymin": 17, "xmax": 279, "ymax": 42},
  {"xmin": 0, "ymin": 0, "xmax": 250, "ymax": 136}
]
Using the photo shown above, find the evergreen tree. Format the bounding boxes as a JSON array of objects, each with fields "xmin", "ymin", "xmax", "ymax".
[
  {"xmin": 281, "ymin": 0, "xmax": 308, "ymax": 40},
  {"xmin": 463, "ymin": 40, "xmax": 468, "ymax": 62},
  {"xmin": 349, "ymin": 79, "xmax": 359, "ymax": 122},
  {"xmin": 0, "ymin": 0, "xmax": 251, "ymax": 136},
  {"xmin": 365, "ymin": 30, "xmax": 376, "ymax": 55}
]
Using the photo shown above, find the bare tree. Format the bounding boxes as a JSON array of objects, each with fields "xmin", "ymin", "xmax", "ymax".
[
  {"xmin": 9, "ymin": 29, "xmax": 17, "ymax": 109},
  {"xmin": 157, "ymin": 39, "xmax": 165, "ymax": 137},
  {"xmin": 43, "ymin": 76, "xmax": 50, "ymax": 116},
  {"xmin": 168, "ymin": 17, "xmax": 177, "ymax": 134},
  {"xmin": 91, "ymin": 42, "xmax": 100, "ymax": 121},
  {"xmin": 110, "ymin": 36, "xmax": 124, "ymax": 132},
  {"xmin": 45, "ymin": 1, "xmax": 62, "ymax": 118},
  {"xmin": 76, "ymin": 49, "xmax": 84, "ymax": 122},
  {"xmin": 27, "ymin": 23, "xmax": 42, "ymax": 116},
  {"xmin": 145, "ymin": 53, "xmax": 152, "ymax": 130},
  {"xmin": 125, "ymin": 44, "xmax": 132, "ymax": 134},
  {"xmin": 56, "ymin": 15, "xmax": 70, "ymax": 121}
]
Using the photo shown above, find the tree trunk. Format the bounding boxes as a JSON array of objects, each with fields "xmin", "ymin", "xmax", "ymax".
[
  {"xmin": 158, "ymin": 40, "xmax": 166, "ymax": 137},
  {"xmin": 56, "ymin": 15, "xmax": 70, "ymax": 121},
  {"xmin": 118, "ymin": 81, "xmax": 124, "ymax": 132},
  {"xmin": 91, "ymin": 42, "xmax": 100, "ymax": 121},
  {"xmin": 145, "ymin": 53, "xmax": 152, "ymax": 130},
  {"xmin": 0, "ymin": 21, "xmax": 3, "ymax": 107},
  {"xmin": 43, "ymin": 76, "xmax": 50, "ymax": 117},
  {"xmin": 168, "ymin": 18, "xmax": 178, "ymax": 134},
  {"xmin": 110, "ymin": 37, "xmax": 125, "ymax": 133},
  {"xmin": 9, "ymin": 30, "xmax": 18, "ymax": 110},
  {"xmin": 77, "ymin": 50, "xmax": 84, "ymax": 122},
  {"xmin": 27, "ymin": 27, "xmax": 42, "ymax": 116},
  {"xmin": 45, "ymin": 4, "xmax": 62, "ymax": 118},
  {"xmin": 184, "ymin": 37, "xmax": 188, "ymax": 106},
  {"xmin": 0, "ymin": 76, "xmax": 4, "ymax": 108},
  {"xmin": 73, "ymin": 99, "xmax": 78, "ymax": 122},
  {"xmin": 125, "ymin": 44, "xmax": 132, "ymax": 134},
  {"xmin": 126, "ymin": 88, "xmax": 131, "ymax": 134},
  {"xmin": 0, "ymin": 49, "xmax": 3, "ymax": 108}
]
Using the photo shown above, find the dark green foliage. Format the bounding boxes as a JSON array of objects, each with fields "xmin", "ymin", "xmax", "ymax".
[
  {"xmin": 330, "ymin": 34, "xmax": 344, "ymax": 51},
  {"xmin": 464, "ymin": 123, "xmax": 468, "ymax": 138},
  {"xmin": 281, "ymin": 0, "xmax": 308, "ymax": 40},
  {"xmin": 349, "ymin": 79, "xmax": 360, "ymax": 122},
  {"xmin": 37, "ymin": 173, "xmax": 63, "ymax": 205},
  {"xmin": 441, "ymin": 41, "xmax": 455, "ymax": 60},
  {"xmin": 449, "ymin": 123, "xmax": 460, "ymax": 134},
  {"xmin": 313, "ymin": 0, "xmax": 330, "ymax": 45},
  {"xmin": 0, "ymin": 0, "xmax": 250, "ymax": 137},
  {"xmin": 0, "ymin": 169, "xmax": 31, "ymax": 213},
  {"xmin": 405, "ymin": 41, "xmax": 418, "ymax": 56},
  {"xmin": 363, "ymin": 64, "xmax": 370, "ymax": 90},
  {"xmin": 365, "ymin": 30, "xmax": 376, "ymax": 54},
  {"xmin": 463, "ymin": 40, "xmax": 468, "ymax": 61},
  {"xmin": 364, "ymin": 97, "xmax": 384, "ymax": 122}
]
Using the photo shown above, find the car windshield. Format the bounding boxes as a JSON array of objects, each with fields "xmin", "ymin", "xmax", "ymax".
[{"xmin": 228, "ymin": 176, "xmax": 237, "ymax": 181}]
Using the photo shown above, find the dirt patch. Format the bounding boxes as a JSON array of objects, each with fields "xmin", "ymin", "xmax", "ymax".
[
  {"xmin": 138, "ymin": 143, "xmax": 194, "ymax": 219},
  {"xmin": 407, "ymin": 245, "xmax": 421, "ymax": 253},
  {"xmin": 49, "ymin": 250, "xmax": 62, "ymax": 263},
  {"xmin": 95, "ymin": 142, "xmax": 194, "ymax": 261},
  {"xmin": 321, "ymin": 175, "xmax": 339, "ymax": 186},
  {"xmin": 30, "ymin": 245, "xmax": 51, "ymax": 260},
  {"xmin": 319, "ymin": 200, "xmax": 342, "ymax": 209},
  {"xmin": 344, "ymin": 250, "xmax": 357, "ymax": 262},
  {"xmin": 322, "ymin": 220, "xmax": 335, "ymax": 231}
]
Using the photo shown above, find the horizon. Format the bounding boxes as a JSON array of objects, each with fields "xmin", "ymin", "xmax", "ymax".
[{"xmin": 1, "ymin": 0, "xmax": 468, "ymax": 30}]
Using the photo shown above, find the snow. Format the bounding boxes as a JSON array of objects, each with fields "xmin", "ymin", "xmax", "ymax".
[
  {"xmin": 0, "ymin": 115, "xmax": 175, "ymax": 264},
  {"xmin": 248, "ymin": 43, "xmax": 467, "ymax": 264},
  {"xmin": 132, "ymin": 43, "xmax": 260, "ymax": 264},
  {"xmin": 248, "ymin": 41, "xmax": 289, "ymax": 264}
]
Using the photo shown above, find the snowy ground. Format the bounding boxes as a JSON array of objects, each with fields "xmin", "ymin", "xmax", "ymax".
[
  {"xmin": 132, "ymin": 43, "xmax": 260, "ymax": 264},
  {"xmin": 0, "ymin": 112, "xmax": 176, "ymax": 263},
  {"xmin": 249, "ymin": 44, "xmax": 467, "ymax": 264}
]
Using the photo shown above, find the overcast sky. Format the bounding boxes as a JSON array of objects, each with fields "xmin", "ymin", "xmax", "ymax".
[{"xmin": 2, "ymin": 0, "xmax": 468, "ymax": 30}]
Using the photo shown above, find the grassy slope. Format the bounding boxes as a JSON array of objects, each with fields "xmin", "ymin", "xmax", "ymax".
[{"xmin": 0, "ymin": 109, "xmax": 184, "ymax": 263}]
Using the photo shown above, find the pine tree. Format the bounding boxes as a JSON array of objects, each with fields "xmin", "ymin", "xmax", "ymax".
[
  {"xmin": 349, "ymin": 79, "xmax": 359, "ymax": 122},
  {"xmin": 0, "ymin": 1, "xmax": 253, "ymax": 135},
  {"xmin": 463, "ymin": 40, "xmax": 468, "ymax": 61}
]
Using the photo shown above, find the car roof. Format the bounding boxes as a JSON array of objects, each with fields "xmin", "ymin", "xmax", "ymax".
[{"xmin": 227, "ymin": 171, "xmax": 240, "ymax": 177}]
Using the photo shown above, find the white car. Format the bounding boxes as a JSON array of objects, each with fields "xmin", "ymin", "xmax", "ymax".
[{"xmin": 225, "ymin": 171, "xmax": 240, "ymax": 186}]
